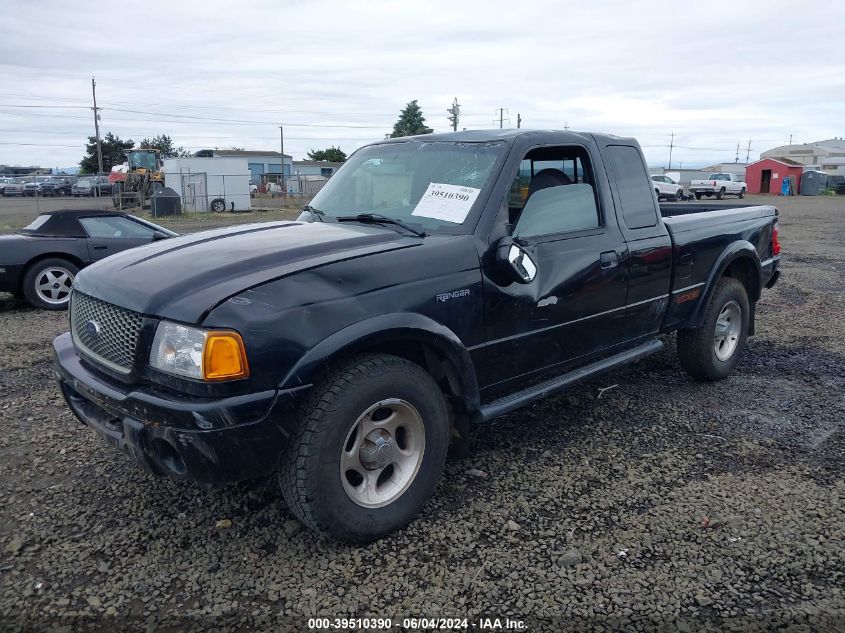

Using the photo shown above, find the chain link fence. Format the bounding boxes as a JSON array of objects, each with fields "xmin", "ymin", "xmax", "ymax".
[{"xmin": 1, "ymin": 169, "xmax": 334, "ymax": 227}]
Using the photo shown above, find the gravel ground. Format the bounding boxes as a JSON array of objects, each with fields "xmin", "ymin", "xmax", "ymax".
[{"xmin": 0, "ymin": 195, "xmax": 843, "ymax": 632}]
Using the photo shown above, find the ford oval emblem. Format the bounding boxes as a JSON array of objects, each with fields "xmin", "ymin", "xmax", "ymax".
[{"xmin": 85, "ymin": 320, "xmax": 101, "ymax": 338}]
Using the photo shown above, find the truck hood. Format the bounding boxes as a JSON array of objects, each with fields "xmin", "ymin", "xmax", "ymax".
[{"xmin": 73, "ymin": 221, "xmax": 420, "ymax": 323}]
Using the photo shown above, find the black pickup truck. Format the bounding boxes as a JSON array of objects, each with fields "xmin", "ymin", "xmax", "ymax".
[{"xmin": 53, "ymin": 130, "xmax": 781, "ymax": 542}]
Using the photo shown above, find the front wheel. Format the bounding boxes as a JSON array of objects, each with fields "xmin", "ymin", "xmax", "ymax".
[
  {"xmin": 22, "ymin": 257, "xmax": 78, "ymax": 310},
  {"xmin": 677, "ymin": 278, "xmax": 749, "ymax": 381},
  {"xmin": 279, "ymin": 354, "xmax": 450, "ymax": 543}
]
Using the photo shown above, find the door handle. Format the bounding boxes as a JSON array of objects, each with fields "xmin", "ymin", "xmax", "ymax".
[
  {"xmin": 93, "ymin": 245, "xmax": 108, "ymax": 250},
  {"xmin": 600, "ymin": 251, "xmax": 619, "ymax": 269}
]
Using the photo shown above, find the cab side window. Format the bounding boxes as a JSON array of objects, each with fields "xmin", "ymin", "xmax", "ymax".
[
  {"xmin": 508, "ymin": 146, "xmax": 601, "ymax": 239},
  {"xmin": 605, "ymin": 145, "xmax": 658, "ymax": 230}
]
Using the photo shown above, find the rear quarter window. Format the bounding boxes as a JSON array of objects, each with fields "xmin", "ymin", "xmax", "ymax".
[{"xmin": 605, "ymin": 145, "xmax": 658, "ymax": 230}]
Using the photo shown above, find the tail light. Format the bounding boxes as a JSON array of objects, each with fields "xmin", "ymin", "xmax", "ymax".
[{"xmin": 772, "ymin": 221, "xmax": 781, "ymax": 256}]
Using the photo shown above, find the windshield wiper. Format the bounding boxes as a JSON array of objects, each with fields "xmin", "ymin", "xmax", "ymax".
[
  {"xmin": 301, "ymin": 204, "xmax": 325, "ymax": 222},
  {"xmin": 336, "ymin": 213, "xmax": 426, "ymax": 238}
]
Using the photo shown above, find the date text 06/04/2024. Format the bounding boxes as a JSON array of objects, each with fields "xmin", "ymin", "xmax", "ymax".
[{"xmin": 307, "ymin": 617, "xmax": 526, "ymax": 630}]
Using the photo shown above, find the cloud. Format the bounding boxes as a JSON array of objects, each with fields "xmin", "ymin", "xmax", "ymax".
[{"xmin": 0, "ymin": 0, "xmax": 841, "ymax": 168}]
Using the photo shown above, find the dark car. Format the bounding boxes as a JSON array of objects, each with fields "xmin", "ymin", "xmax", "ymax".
[
  {"xmin": 0, "ymin": 210, "xmax": 177, "ymax": 309},
  {"xmin": 53, "ymin": 130, "xmax": 781, "ymax": 542},
  {"xmin": 72, "ymin": 176, "xmax": 111, "ymax": 197}
]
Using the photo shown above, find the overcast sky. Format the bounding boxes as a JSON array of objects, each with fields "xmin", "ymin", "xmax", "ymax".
[{"xmin": 0, "ymin": 0, "xmax": 842, "ymax": 171}]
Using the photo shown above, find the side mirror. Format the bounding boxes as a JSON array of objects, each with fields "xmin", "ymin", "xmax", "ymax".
[
  {"xmin": 152, "ymin": 230, "xmax": 169, "ymax": 241},
  {"xmin": 496, "ymin": 237, "xmax": 537, "ymax": 284}
]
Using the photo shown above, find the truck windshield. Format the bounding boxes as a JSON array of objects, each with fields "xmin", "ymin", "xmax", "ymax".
[{"xmin": 307, "ymin": 141, "xmax": 506, "ymax": 233}]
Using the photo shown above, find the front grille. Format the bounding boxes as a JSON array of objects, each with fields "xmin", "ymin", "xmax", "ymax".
[{"xmin": 70, "ymin": 291, "xmax": 143, "ymax": 374}]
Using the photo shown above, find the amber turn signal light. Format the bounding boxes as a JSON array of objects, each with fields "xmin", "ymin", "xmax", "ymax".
[{"xmin": 202, "ymin": 331, "xmax": 250, "ymax": 381}]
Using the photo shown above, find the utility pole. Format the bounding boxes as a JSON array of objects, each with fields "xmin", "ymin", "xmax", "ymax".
[
  {"xmin": 279, "ymin": 125, "xmax": 287, "ymax": 205},
  {"xmin": 496, "ymin": 107, "xmax": 508, "ymax": 129},
  {"xmin": 91, "ymin": 77, "xmax": 103, "ymax": 174},
  {"xmin": 789, "ymin": 134, "xmax": 793, "ymax": 146},
  {"xmin": 563, "ymin": 121, "xmax": 570, "ymax": 131},
  {"xmin": 447, "ymin": 98, "xmax": 460, "ymax": 132},
  {"xmin": 735, "ymin": 142, "xmax": 740, "ymax": 163},
  {"xmin": 745, "ymin": 139, "xmax": 752, "ymax": 163},
  {"xmin": 668, "ymin": 132, "xmax": 675, "ymax": 170},
  {"xmin": 516, "ymin": 113, "xmax": 521, "ymax": 129}
]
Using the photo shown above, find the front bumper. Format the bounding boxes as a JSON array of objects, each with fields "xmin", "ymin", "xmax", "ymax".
[{"xmin": 53, "ymin": 332, "xmax": 307, "ymax": 485}]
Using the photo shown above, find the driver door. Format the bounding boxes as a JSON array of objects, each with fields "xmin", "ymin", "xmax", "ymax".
[
  {"xmin": 79, "ymin": 215, "xmax": 157, "ymax": 262},
  {"xmin": 478, "ymin": 146, "xmax": 630, "ymax": 392}
]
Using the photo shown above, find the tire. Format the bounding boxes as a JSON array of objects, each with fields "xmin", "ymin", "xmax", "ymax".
[
  {"xmin": 677, "ymin": 277, "xmax": 749, "ymax": 381},
  {"xmin": 716, "ymin": 187, "xmax": 725, "ymax": 200},
  {"xmin": 655, "ymin": 188, "xmax": 661, "ymax": 201},
  {"xmin": 22, "ymin": 257, "xmax": 78, "ymax": 310},
  {"xmin": 676, "ymin": 189, "xmax": 684, "ymax": 201},
  {"xmin": 279, "ymin": 354, "xmax": 450, "ymax": 543},
  {"xmin": 210, "ymin": 198, "xmax": 226, "ymax": 212},
  {"xmin": 695, "ymin": 193, "xmax": 702, "ymax": 200},
  {"xmin": 738, "ymin": 187, "xmax": 746, "ymax": 199}
]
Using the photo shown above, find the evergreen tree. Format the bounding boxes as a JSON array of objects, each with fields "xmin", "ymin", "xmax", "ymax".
[
  {"xmin": 307, "ymin": 146, "xmax": 347, "ymax": 162},
  {"xmin": 390, "ymin": 100, "xmax": 434, "ymax": 138},
  {"xmin": 79, "ymin": 132, "xmax": 134, "ymax": 174}
]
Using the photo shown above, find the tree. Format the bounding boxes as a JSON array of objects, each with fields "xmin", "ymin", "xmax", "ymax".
[
  {"xmin": 139, "ymin": 134, "xmax": 190, "ymax": 158},
  {"xmin": 307, "ymin": 146, "xmax": 347, "ymax": 162},
  {"xmin": 79, "ymin": 132, "xmax": 134, "ymax": 174},
  {"xmin": 390, "ymin": 100, "xmax": 434, "ymax": 138}
]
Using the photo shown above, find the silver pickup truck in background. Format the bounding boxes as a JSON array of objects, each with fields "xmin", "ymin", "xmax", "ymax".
[{"xmin": 690, "ymin": 173, "xmax": 747, "ymax": 200}]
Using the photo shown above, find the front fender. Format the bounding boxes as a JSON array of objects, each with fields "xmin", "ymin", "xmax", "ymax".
[
  {"xmin": 279, "ymin": 312, "xmax": 481, "ymax": 414},
  {"xmin": 688, "ymin": 241, "xmax": 761, "ymax": 328}
]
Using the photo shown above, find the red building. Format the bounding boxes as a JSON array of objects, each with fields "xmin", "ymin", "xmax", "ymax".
[{"xmin": 745, "ymin": 158, "xmax": 804, "ymax": 195}]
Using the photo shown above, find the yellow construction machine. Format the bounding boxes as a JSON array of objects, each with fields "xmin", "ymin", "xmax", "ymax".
[{"xmin": 112, "ymin": 149, "xmax": 165, "ymax": 208}]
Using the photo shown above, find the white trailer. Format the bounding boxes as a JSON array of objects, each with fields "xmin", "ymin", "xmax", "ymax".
[{"xmin": 162, "ymin": 157, "xmax": 252, "ymax": 212}]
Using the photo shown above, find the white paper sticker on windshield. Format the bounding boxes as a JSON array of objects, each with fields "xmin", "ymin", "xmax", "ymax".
[{"xmin": 411, "ymin": 183, "xmax": 481, "ymax": 224}]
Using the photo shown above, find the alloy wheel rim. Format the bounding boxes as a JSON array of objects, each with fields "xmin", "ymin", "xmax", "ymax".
[
  {"xmin": 714, "ymin": 300, "xmax": 741, "ymax": 361},
  {"xmin": 340, "ymin": 398, "xmax": 425, "ymax": 508},
  {"xmin": 35, "ymin": 267, "xmax": 74, "ymax": 305}
]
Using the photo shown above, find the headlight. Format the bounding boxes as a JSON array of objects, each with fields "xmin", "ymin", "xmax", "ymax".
[{"xmin": 150, "ymin": 321, "xmax": 249, "ymax": 381}]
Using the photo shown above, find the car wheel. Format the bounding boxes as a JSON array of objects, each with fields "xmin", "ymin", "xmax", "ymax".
[
  {"xmin": 22, "ymin": 258, "xmax": 78, "ymax": 310},
  {"xmin": 695, "ymin": 193, "xmax": 702, "ymax": 200},
  {"xmin": 279, "ymin": 354, "xmax": 450, "ymax": 543},
  {"xmin": 716, "ymin": 187, "xmax": 725, "ymax": 200},
  {"xmin": 210, "ymin": 198, "xmax": 226, "ymax": 212},
  {"xmin": 738, "ymin": 187, "xmax": 746, "ymax": 199},
  {"xmin": 675, "ymin": 189, "xmax": 684, "ymax": 201},
  {"xmin": 677, "ymin": 277, "xmax": 749, "ymax": 381}
]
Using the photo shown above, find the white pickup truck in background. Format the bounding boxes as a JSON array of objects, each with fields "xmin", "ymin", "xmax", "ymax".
[
  {"xmin": 651, "ymin": 174, "xmax": 685, "ymax": 201},
  {"xmin": 690, "ymin": 173, "xmax": 747, "ymax": 200}
]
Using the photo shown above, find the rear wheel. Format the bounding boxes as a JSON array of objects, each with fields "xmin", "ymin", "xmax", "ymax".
[
  {"xmin": 716, "ymin": 187, "xmax": 726, "ymax": 200},
  {"xmin": 675, "ymin": 189, "xmax": 684, "ymax": 201},
  {"xmin": 22, "ymin": 257, "xmax": 78, "ymax": 310},
  {"xmin": 695, "ymin": 193, "xmax": 702, "ymax": 200},
  {"xmin": 279, "ymin": 354, "xmax": 450, "ymax": 543},
  {"xmin": 738, "ymin": 187, "xmax": 746, "ymax": 199},
  {"xmin": 210, "ymin": 197, "xmax": 226, "ymax": 212},
  {"xmin": 677, "ymin": 277, "xmax": 749, "ymax": 381}
]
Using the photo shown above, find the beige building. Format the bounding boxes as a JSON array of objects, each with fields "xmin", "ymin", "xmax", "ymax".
[{"xmin": 761, "ymin": 138, "xmax": 845, "ymax": 175}]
